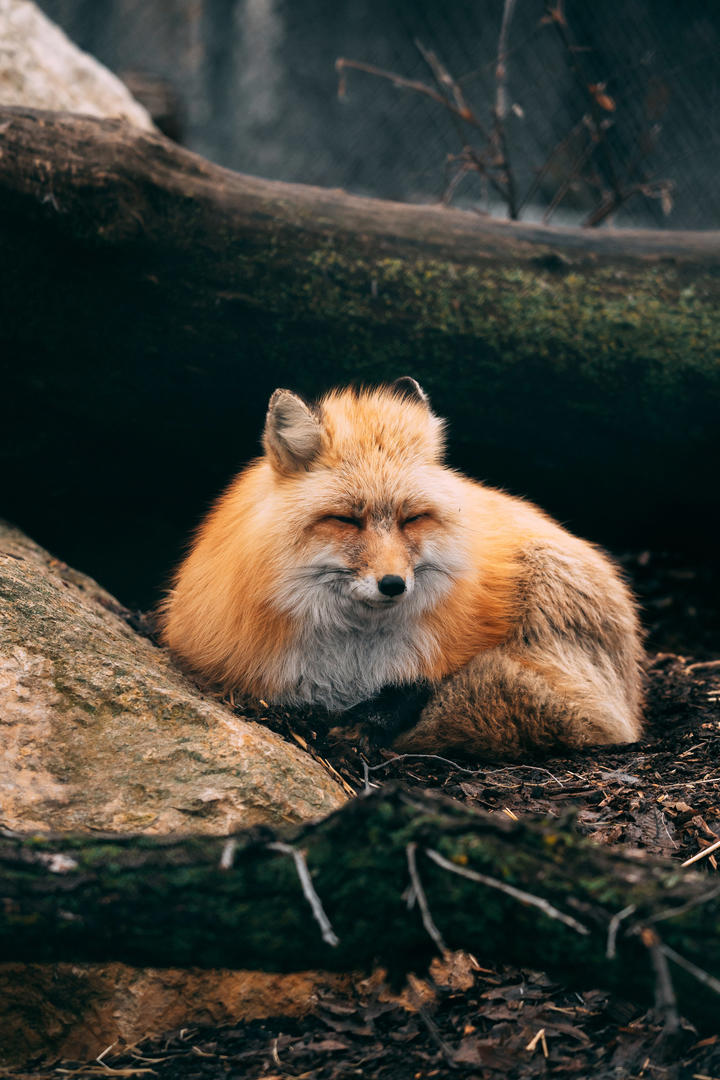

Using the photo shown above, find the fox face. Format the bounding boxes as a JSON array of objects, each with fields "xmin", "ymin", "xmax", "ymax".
[
  {"xmin": 305, "ymin": 507, "xmax": 432, "ymax": 607},
  {"xmin": 277, "ymin": 495, "xmax": 459, "ymax": 628},
  {"xmin": 263, "ymin": 379, "xmax": 472, "ymax": 639}
]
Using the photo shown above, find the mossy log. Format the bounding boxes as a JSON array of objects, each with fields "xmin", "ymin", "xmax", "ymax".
[
  {"xmin": 1, "ymin": 108, "xmax": 719, "ymax": 607},
  {"xmin": 2, "ymin": 786, "xmax": 719, "ymax": 1030}
]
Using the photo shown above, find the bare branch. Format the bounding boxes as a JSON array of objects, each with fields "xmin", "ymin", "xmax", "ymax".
[
  {"xmin": 606, "ymin": 903, "xmax": 637, "ymax": 960},
  {"xmin": 543, "ymin": 131, "xmax": 595, "ymax": 224},
  {"xmin": 642, "ymin": 928, "xmax": 680, "ymax": 1036},
  {"xmin": 542, "ymin": 1, "xmax": 626, "ymax": 226},
  {"xmin": 406, "ymin": 842, "xmax": 448, "ymax": 955},
  {"xmin": 426, "ymin": 847, "xmax": 590, "ymax": 936},
  {"xmin": 494, "ymin": 0, "xmax": 517, "ymax": 122},
  {"xmin": 412, "ymin": 39, "xmax": 513, "ymax": 212},
  {"xmin": 413, "ymin": 39, "xmax": 483, "ymax": 134},
  {"xmin": 268, "ymin": 841, "xmax": 339, "ymax": 948},
  {"xmin": 517, "ymin": 114, "xmax": 586, "ymax": 216},
  {"xmin": 493, "ymin": 0, "xmax": 519, "ymax": 219},
  {"xmin": 336, "ymin": 57, "xmax": 484, "ymax": 133},
  {"xmin": 682, "ymin": 837, "xmax": 720, "ymax": 869},
  {"xmin": 648, "ymin": 885, "xmax": 720, "ymax": 927},
  {"xmin": 661, "ymin": 944, "xmax": 720, "ymax": 997}
]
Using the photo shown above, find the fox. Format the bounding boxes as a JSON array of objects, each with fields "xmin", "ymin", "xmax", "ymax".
[{"xmin": 160, "ymin": 378, "xmax": 644, "ymax": 757}]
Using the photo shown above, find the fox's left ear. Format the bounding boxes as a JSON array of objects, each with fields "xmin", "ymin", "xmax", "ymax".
[
  {"xmin": 263, "ymin": 388, "xmax": 322, "ymax": 472},
  {"xmin": 391, "ymin": 376, "xmax": 430, "ymax": 407}
]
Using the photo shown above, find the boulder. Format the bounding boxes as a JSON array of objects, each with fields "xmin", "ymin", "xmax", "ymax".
[
  {"xmin": 0, "ymin": 0, "xmax": 153, "ymax": 128},
  {"xmin": 0, "ymin": 521, "xmax": 345, "ymax": 832}
]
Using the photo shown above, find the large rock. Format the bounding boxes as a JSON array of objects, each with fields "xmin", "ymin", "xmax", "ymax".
[
  {"xmin": 0, "ymin": 521, "xmax": 346, "ymax": 1064},
  {"xmin": 0, "ymin": 0, "xmax": 153, "ymax": 128},
  {"xmin": 0, "ymin": 520, "xmax": 345, "ymax": 832}
]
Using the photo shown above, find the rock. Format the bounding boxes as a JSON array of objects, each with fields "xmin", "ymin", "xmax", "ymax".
[
  {"xmin": 0, "ymin": 521, "xmax": 346, "ymax": 1064},
  {"xmin": 0, "ymin": 954, "xmax": 476, "ymax": 1064},
  {"xmin": 0, "ymin": 0, "xmax": 153, "ymax": 129},
  {"xmin": 0, "ymin": 963, "xmax": 354, "ymax": 1063},
  {"xmin": 0, "ymin": 521, "xmax": 345, "ymax": 832}
]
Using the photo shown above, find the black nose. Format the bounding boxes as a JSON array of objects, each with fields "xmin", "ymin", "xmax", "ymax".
[{"xmin": 378, "ymin": 574, "xmax": 406, "ymax": 597}]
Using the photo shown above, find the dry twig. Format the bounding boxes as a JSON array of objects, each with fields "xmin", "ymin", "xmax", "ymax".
[
  {"xmin": 425, "ymin": 847, "xmax": 590, "ymax": 936},
  {"xmin": 642, "ymin": 927, "xmax": 680, "ymax": 1036},
  {"xmin": 413, "ymin": 38, "xmax": 507, "ymax": 209},
  {"xmin": 606, "ymin": 903, "xmax": 637, "ymax": 960},
  {"xmin": 682, "ymin": 837, "xmax": 720, "ymax": 868},
  {"xmin": 493, "ymin": 0, "xmax": 519, "ymax": 219},
  {"xmin": 406, "ymin": 841, "xmax": 448, "ymax": 954},
  {"xmin": 336, "ymin": 57, "xmax": 480, "ymax": 130},
  {"xmin": 268, "ymin": 841, "xmax": 339, "ymax": 947},
  {"xmin": 661, "ymin": 944, "xmax": 720, "ymax": 997}
]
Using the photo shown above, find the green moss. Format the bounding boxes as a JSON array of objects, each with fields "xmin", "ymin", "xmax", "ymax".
[{"xmin": 229, "ymin": 240, "xmax": 720, "ymax": 403}]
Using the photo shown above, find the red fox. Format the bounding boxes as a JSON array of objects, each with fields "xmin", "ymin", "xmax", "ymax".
[{"xmin": 160, "ymin": 378, "xmax": 643, "ymax": 757}]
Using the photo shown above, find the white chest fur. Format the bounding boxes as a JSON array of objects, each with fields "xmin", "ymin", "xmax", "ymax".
[{"xmin": 273, "ymin": 610, "xmax": 433, "ymax": 711}]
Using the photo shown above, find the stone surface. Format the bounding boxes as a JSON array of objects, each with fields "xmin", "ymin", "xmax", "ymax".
[
  {"xmin": 0, "ymin": 521, "xmax": 346, "ymax": 1066},
  {"xmin": 0, "ymin": 962, "xmax": 354, "ymax": 1063},
  {"xmin": 0, "ymin": 521, "xmax": 345, "ymax": 833},
  {"xmin": 0, "ymin": 0, "xmax": 153, "ymax": 128},
  {"xmin": 0, "ymin": 955, "xmax": 472, "ymax": 1063}
]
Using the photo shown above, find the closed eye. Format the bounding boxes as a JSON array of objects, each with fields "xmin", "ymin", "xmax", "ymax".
[
  {"xmin": 326, "ymin": 514, "xmax": 363, "ymax": 527},
  {"xmin": 401, "ymin": 512, "xmax": 431, "ymax": 526}
]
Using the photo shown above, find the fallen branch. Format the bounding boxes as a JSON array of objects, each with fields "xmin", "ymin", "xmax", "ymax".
[{"xmin": 1, "ymin": 785, "xmax": 719, "ymax": 1030}]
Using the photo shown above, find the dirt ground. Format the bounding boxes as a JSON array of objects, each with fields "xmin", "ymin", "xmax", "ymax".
[{"xmin": 8, "ymin": 551, "xmax": 720, "ymax": 1080}]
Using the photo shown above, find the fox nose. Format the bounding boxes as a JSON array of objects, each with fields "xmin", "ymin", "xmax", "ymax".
[{"xmin": 378, "ymin": 574, "xmax": 406, "ymax": 597}]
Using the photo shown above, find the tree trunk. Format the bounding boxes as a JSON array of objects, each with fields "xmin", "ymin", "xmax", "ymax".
[
  {"xmin": 1, "ymin": 108, "xmax": 719, "ymax": 609},
  {"xmin": 2, "ymin": 785, "xmax": 718, "ymax": 1030}
]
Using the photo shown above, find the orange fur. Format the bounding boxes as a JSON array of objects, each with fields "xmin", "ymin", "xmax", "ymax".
[{"xmin": 160, "ymin": 381, "xmax": 644, "ymax": 756}]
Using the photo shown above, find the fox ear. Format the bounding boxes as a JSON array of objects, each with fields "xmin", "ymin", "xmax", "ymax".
[
  {"xmin": 391, "ymin": 376, "xmax": 430, "ymax": 407},
  {"xmin": 263, "ymin": 389, "xmax": 322, "ymax": 472}
]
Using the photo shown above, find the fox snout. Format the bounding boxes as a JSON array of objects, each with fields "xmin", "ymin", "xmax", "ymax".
[{"xmin": 352, "ymin": 567, "xmax": 414, "ymax": 607}]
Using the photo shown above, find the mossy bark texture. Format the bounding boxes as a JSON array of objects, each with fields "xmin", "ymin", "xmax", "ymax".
[
  {"xmin": 1, "ymin": 107, "xmax": 719, "ymax": 601},
  {"xmin": 2, "ymin": 786, "xmax": 718, "ymax": 1030}
]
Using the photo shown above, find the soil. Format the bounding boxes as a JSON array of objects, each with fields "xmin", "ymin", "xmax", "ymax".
[{"xmin": 9, "ymin": 551, "xmax": 720, "ymax": 1080}]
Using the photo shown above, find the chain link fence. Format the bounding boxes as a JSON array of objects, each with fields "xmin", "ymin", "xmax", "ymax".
[{"xmin": 39, "ymin": 0, "xmax": 720, "ymax": 228}]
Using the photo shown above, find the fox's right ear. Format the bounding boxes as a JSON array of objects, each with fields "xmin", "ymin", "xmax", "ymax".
[{"xmin": 263, "ymin": 389, "xmax": 322, "ymax": 472}]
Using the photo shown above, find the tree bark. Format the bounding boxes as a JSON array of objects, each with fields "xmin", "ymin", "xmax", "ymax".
[
  {"xmin": 2, "ymin": 785, "xmax": 718, "ymax": 1030},
  {"xmin": 1, "ymin": 108, "xmax": 719, "ymax": 609}
]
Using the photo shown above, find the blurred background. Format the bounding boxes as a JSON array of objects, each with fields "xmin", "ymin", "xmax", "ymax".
[{"xmin": 38, "ymin": 0, "xmax": 720, "ymax": 229}]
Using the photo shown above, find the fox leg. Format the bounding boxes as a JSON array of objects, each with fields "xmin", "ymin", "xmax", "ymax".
[
  {"xmin": 393, "ymin": 645, "xmax": 641, "ymax": 759},
  {"xmin": 337, "ymin": 682, "xmax": 433, "ymax": 743}
]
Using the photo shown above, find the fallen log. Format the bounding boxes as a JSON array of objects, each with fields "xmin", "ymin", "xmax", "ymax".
[
  {"xmin": 2, "ymin": 785, "xmax": 719, "ymax": 1030},
  {"xmin": 1, "ymin": 108, "xmax": 719, "ymax": 606}
]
